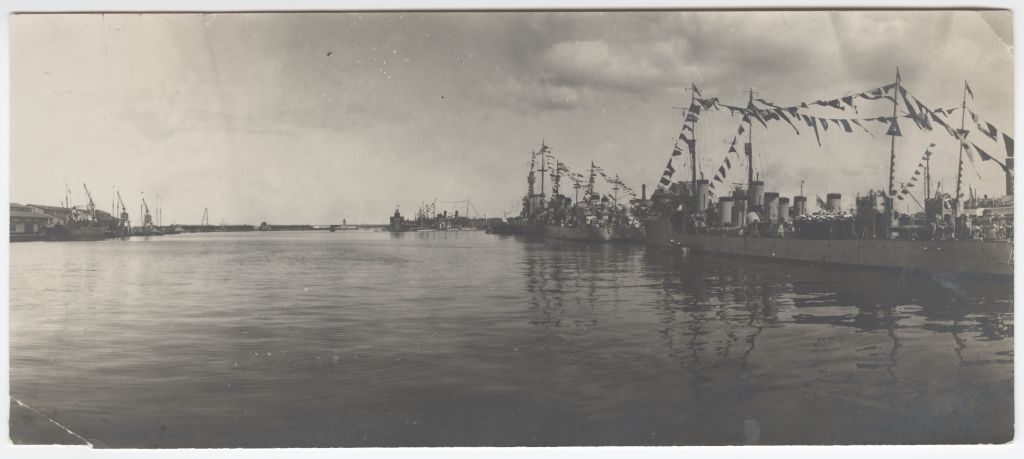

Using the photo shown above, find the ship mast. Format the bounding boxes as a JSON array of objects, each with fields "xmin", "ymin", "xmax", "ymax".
[
  {"xmin": 886, "ymin": 68, "xmax": 901, "ymax": 217},
  {"xmin": 613, "ymin": 174, "xmax": 620, "ymax": 204},
  {"xmin": 746, "ymin": 88, "xmax": 755, "ymax": 205},
  {"xmin": 588, "ymin": 162, "xmax": 596, "ymax": 202},
  {"xmin": 954, "ymin": 80, "xmax": 969, "ymax": 216},
  {"xmin": 573, "ymin": 175, "xmax": 581, "ymax": 205},
  {"xmin": 552, "ymin": 161, "xmax": 562, "ymax": 197},
  {"xmin": 925, "ymin": 152, "xmax": 931, "ymax": 200},
  {"xmin": 538, "ymin": 141, "xmax": 548, "ymax": 206},
  {"xmin": 688, "ymin": 85, "xmax": 698, "ymax": 198}
]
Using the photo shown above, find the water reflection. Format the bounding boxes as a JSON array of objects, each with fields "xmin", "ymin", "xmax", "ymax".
[
  {"xmin": 520, "ymin": 242, "xmax": 1013, "ymax": 444},
  {"xmin": 10, "ymin": 232, "xmax": 1013, "ymax": 446}
]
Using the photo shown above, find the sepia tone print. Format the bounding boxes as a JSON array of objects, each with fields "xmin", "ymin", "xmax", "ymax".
[{"xmin": 8, "ymin": 10, "xmax": 1013, "ymax": 447}]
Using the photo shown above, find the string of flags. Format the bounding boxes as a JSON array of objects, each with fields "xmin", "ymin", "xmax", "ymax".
[
  {"xmin": 904, "ymin": 87, "xmax": 1013, "ymax": 175},
  {"xmin": 650, "ymin": 79, "xmax": 1012, "ymax": 198},
  {"xmin": 699, "ymin": 83, "xmax": 897, "ymax": 118},
  {"xmin": 659, "ymin": 84, "xmax": 704, "ymax": 189},
  {"xmin": 895, "ymin": 143, "xmax": 935, "ymax": 200},
  {"xmin": 694, "ymin": 90, "xmax": 953, "ymax": 147},
  {"xmin": 707, "ymin": 118, "xmax": 749, "ymax": 194}
]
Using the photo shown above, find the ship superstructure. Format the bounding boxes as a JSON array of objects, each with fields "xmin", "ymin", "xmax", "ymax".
[
  {"xmin": 644, "ymin": 76, "xmax": 1012, "ymax": 277},
  {"xmin": 510, "ymin": 142, "xmax": 641, "ymax": 241}
]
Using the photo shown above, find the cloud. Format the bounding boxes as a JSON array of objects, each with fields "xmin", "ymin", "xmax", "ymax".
[{"xmin": 540, "ymin": 39, "xmax": 665, "ymax": 91}]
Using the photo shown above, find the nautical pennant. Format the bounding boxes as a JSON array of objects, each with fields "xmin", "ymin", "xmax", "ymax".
[
  {"xmin": 980, "ymin": 122, "xmax": 998, "ymax": 141},
  {"xmin": 803, "ymin": 114, "xmax": 822, "ymax": 146},
  {"xmin": 886, "ymin": 118, "xmax": 902, "ymax": 137},
  {"xmin": 841, "ymin": 95, "xmax": 856, "ymax": 111},
  {"xmin": 746, "ymin": 101, "xmax": 769, "ymax": 128}
]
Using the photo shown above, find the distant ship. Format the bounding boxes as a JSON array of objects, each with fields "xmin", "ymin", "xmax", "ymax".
[
  {"xmin": 387, "ymin": 207, "xmax": 414, "ymax": 232},
  {"xmin": 643, "ymin": 77, "xmax": 1012, "ymax": 277},
  {"xmin": 508, "ymin": 142, "xmax": 643, "ymax": 242},
  {"xmin": 386, "ymin": 200, "xmax": 485, "ymax": 232},
  {"xmin": 48, "ymin": 184, "xmax": 107, "ymax": 241},
  {"xmin": 49, "ymin": 219, "xmax": 106, "ymax": 241}
]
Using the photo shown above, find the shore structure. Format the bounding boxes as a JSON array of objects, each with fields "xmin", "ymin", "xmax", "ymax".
[
  {"xmin": 386, "ymin": 199, "xmax": 490, "ymax": 232},
  {"xmin": 10, "ymin": 186, "xmax": 368, "ymax": 242},
  {"xmin": 643, "ymin": 77, "xmax": 1012, "ymax": 277}
]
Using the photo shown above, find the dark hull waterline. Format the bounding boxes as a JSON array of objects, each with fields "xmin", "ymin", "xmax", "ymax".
[{"xmin": 645, "ymin": 219, "xmax": 1013, "ymax": 278}]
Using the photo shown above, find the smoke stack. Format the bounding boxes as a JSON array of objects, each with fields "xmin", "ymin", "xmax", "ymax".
[
  {"xmin": 718, "ymin": 197, "xmax": 734, "ymax": 226},
  {"xmin": 764, "ymin": 192, "xmax": 779, "ymax": 222},
  {"xmin": 695, "ymin": 180, "xmax": 710, "ymax": 212},
  {"xmin": 826, "ymin": 193, "xmax": 842, "ymax": 212},
  {"xmin": 750, "ymin": 181, "xmax": 765, "ymax": 208},
  {"xmin": 793, "ymin": 196, "xmax": 807, "ymax": 216},
  {"xmin": 778, "ymin": 197, "xmax": 791, "ymax": 223},
  {"xmin": 641, "ymin": 184, "xmax": 647, "ymax": 201}
]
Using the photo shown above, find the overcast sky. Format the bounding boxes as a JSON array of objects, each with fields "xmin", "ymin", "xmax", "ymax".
[{"xmin": 10, "ymin": 10, "xmax": 1013, "ymax": 224}]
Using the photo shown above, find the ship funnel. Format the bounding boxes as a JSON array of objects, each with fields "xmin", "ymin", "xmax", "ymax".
[
  {"xmin": 695, "ymin": 180, "xmax": 710, "ymax": 212},
  {"xmin": 793, "ymin": 196, "xmax": 807, "ymax": 216},
  {"xmin": 763, "ymin": 192, "xmax": 779, "ymax": 222},
  {"xmin": 718, "ymin": 197, "xmax": 734, "ymax": 226},
  {"xmin": 826, "ymin": 193, "xmax": 842, "ymax": 212},
  {"xmin": 750, "ymin": 181, "xmax": 765, "ymax": 208},
  {"xmin": 778, "ymin": 197, "xmax": 791, "ymax": 223},
  {"xmin": 731, "ymin": 189, "xmax": 747, "ymax": 225}
]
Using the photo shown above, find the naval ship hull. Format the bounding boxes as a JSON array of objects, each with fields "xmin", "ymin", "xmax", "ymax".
[
  {"xmin": 645, "ymin": 218, "xmax": 1013, "ymax": 277},
  {"xmin": 543, "ymin": 224, "xmax": 614, "ymax": 241}
]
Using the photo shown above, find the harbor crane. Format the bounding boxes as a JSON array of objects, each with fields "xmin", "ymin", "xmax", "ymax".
[
  {"xmin": 141, "ymin": 196, "xmax": 154, "ymax": 228},
  {"xmin": 82, "ymin": 184, "xmax": 96, "ymax": 218},
  {"xmin": 116, "ymin": 190, "xmax": 131, "ymax": 231}
]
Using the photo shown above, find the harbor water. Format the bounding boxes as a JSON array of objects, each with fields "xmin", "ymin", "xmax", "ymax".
[{"xmin": 8, "ymin": 231, "xmax": 1014, "ymax": 447}]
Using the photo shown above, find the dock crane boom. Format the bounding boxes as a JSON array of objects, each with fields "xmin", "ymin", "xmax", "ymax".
[
  {"xmin": 141, "ymin": 196, "xmax": 153, "ymax": 228},
  {"xmin": 116, "ymin": 190, "xmax": 130, "ymax": 229},
  {"xmin": 82, "ymin": 184, "xmax": 96, "ymax": 217}
]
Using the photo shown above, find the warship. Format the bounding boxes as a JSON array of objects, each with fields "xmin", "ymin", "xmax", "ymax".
[
  {"xmin": 644, "ymin": 75, "xmax": 1013, "ymax": 277},
  {"xmin": 510, "ymin": 142, "xmax": 643, "ymax": 242}
]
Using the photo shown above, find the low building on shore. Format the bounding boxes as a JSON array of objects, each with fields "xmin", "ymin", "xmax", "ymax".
[{"xmin": 9, "ymin": 203, "xmax": 57, "ymax": 241}]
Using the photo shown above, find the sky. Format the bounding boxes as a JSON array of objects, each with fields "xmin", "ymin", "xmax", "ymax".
[{"xmin": 9, "ymin": 10, "xmax": 1014, "ymax": 224}]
